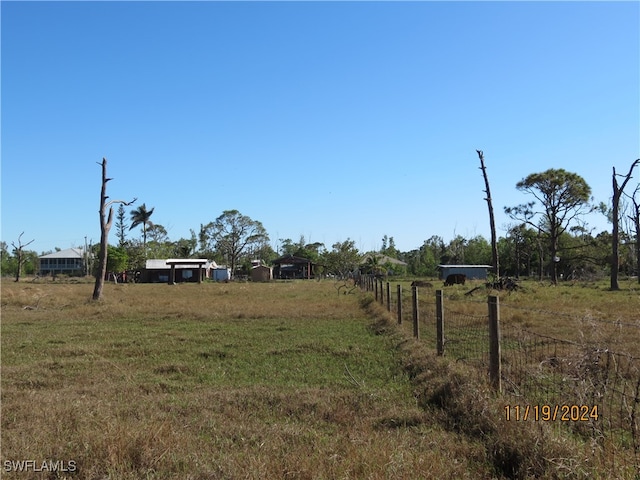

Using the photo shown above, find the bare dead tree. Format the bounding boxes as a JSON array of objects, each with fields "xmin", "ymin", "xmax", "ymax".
[
  {"xmin": 627, "ymin": 183, "xmax": 640, "ymax": 285},
  {"xmin": 611, "ymin": 159, "xmax": 639, "ymax": 290},
  {"xmin": 476, "ymin": 150, "xmax": 499, "ymax": 278},
  {"xmin": 11, "ymin": 232, "xmax": 35, "ymax": 282},
  {"xmin": 92, "ymin": 158, "xmax": 136, "ymax": 300}
]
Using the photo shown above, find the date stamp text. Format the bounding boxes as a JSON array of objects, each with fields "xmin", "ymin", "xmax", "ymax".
[{"xmin": 504, "ymin": 404, "xmax": 599, "ymax": 422}]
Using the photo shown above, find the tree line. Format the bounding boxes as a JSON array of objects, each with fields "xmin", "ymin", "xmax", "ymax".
[{"xmin": 3, "ymin": 159, "xmax": 639, "ymax": 290}]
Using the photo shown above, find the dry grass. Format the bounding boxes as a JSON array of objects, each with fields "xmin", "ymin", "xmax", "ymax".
[
  {"xmin": 362, "ymin": 296, "xmax": 633, "ymax": 480},
  {"xmin": 392, "ymin": 277, "xmax": 640, "ymax": 356},
  {"xmin": 2, "ymin": 279, "xmax": 498, "ymax": 479},
  {"xmin": 3, "ymin": 277, "xmax": 637, "ymax": 479},
  {"xmin": 382, "ymin": 277, "xmax": 640, "ymax": 478}
]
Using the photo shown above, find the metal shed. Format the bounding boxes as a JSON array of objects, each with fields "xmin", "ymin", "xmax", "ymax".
[
  {"xmin": 212, "ymin": 267, "xmax": 231, "ymax": 282},
  {"xmin": 438, "ymin": 264, "xmax": 493, "ymax": 280}
]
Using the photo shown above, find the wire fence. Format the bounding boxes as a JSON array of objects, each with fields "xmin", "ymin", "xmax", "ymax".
[{"xmin": 358, "ymin": 275, "xmax": 640, "ymax": 477}]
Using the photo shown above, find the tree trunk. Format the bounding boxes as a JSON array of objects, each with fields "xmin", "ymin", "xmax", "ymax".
[
  {"xmin": 550, "ymin": 234, "xmax": 559, "ymax": 284},
  {"xmin": 611, "ymin": 167, "xmax": 621, "ymax": 290},
  {"xmin": 92, "ymin": 158, "xmax": 136, "ymax": 300},
  {"xmin": 12, "ymin": 232, "xmax": 34, "ymax": 283},
  {"xmin": 630, "ymin": 198, "xmax": 640, "ymax": 285},
  {"xmin": 636, "ymin": 214, "xmax": 640, "ymax": 285},
  {"xmin": 537, "ymin": 231, "xmax": 544, "ymax": 281},
  {"xmin": 611, "ymin": 160, "xmax": 639, "ymax": 290},
  {"xmin": 476, "ymin": 150, "xmax": 500, "ymax": 278},
  {"xmin": 93, "ymin": 159, "xmax": 113, "ymax": 300},
  {"xmin": 14, "ymin": 250, "xmax": 22, "ymax": 282},
  {"xmin": 515, "ymin": 237, "xmax": 520, "ymax": 279}
]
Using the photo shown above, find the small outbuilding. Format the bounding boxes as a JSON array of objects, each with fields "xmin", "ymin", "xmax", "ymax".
[
  {"xmin": 251, "ymin": 265, "xmax": 272, "ymax": 282},
  {"xmin": 212, "ymin": 266, "xmax": 231, "ymax": 282},
  {"xmin": 438, "ymin": 264, "xmax": 493, "ymax": 281}
]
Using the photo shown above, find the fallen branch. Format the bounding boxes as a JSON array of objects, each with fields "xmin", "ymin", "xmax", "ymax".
[{"xmin": 23, "ymin": 295, "xmax": 47, "ymax": 310}]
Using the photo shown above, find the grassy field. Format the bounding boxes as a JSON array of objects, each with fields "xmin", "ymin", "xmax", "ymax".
[
  {"xmin": 387, "ymin": 276, "xmax": 640, "ymax": 354},
  {"xmin": 367, "ymin": 276, "xmax": 640, "ymax": 479},
  {"xmin": 2, "ymin": 279, "xmax": 497, "ymax": 479},
  {"xmin": 1, "ymin": 277, "xmax": 637, "ymax": 479}
]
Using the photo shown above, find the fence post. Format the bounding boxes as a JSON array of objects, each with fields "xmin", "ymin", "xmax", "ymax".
[
  {"xmin": 488, "ymin": 295, "xmax": 501, "ymax": 393},
  {"xmin": 436, "ymin": 289, "xmax": 444, "ymax": 356},
  {"xmin": 374, "ymin": 277, "xmax": 378, "ymax": 300},
  {"xmin": 412, "ymin": 285, "xmax": 419, "ymax": 339},
  {"xmin": 386, "ymin": 282, "xmax": 391, "ymax": 312},
  {"xmin": 379, "ymin": 279, "xmax": 384, "ymax": 305},
  {"xmin": 397, "ymin": 284, "xmax": 402, "ymax": 324}
]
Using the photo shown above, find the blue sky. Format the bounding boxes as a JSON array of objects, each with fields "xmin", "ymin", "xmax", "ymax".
[{"xmin": 2, "ymin": 1, "xmax": 639, "ymax": 255}]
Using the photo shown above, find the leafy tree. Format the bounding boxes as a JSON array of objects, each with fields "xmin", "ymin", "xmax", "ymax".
[
  {"xmin": 277, "ymin": 236, "xmax": 324, "ymax": 262},
  {"xmin": 115, "ymin": 204, "xmax": 128, "ymax": 247},
  {"xmin": 106, "ymin": 245, "xmax": 128, "ymax": 275},
  {"xmin": 198, "ymin": 224, "xmax": 211, "ymax": 257},
  {"xmin": 380, "ymin": 235, "xmax": 399, "ymax": 258},
  {"xmin": 403, "ymin": 249, "xmax": 427, "ymax": 276},
  {"xmin": 278, "ymin": 238, "xmax": 296, "ymax": 256},
  {"xmin": 129, "ymin": 203, "xmax": 155, "ymax": 253},
  {"xmin": 321, "ymin": 239, "xmax": 361, "ymax": 277},
  {"xmin": 144, "ymin": 224, "xmax": 175, "ymax": 259},
  {"xmin": 146, "ymin": 224, "xmax": 168, "ymax": 244},
  {"xmin": 200, "ymin": 210, "xmax": 269, "ymax": 278},
  {"xmin": 465, "ymin": 235, "xmax": 492, "ymax": 266},
  {"xmin": 252, "ymin": 242, "xmax": 278, "ymax": 266},
  {"xmin": 121, "ymin": 240, "xmax": 146, "ymax": 271},
  {"xmin": 174, "ymin": 234, "xmax": 198, "ymax": 258},
  {"xmin": 424, "ymin": 236, "xmax": 445, "ymax": 267},
  {"xmin": 402, "ymin": 236, "xmax": 443, "ymax": 277},
  {"xmin": 505, "ymin": 168, "xmax": 593, "ymax": 284},
  {"xmin": 502, "ymin": 224, "xmax": 539, "ymax": 277},
  {"xmin": 294, "ymin": 236, "xmax": 325, "ymax": 263},
  {"xmin": 442, "ymin": 235, "xmax": 467, "ymax": 265},
  {"xmin": 0, "ymin": 242, "xmax": 17, "ymax": 275}
]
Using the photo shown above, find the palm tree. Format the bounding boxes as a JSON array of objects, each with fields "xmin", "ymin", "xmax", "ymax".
[
  {"xmin": 129, "ymin": 203, "xmax": 155, "ymax": 253},
  {"xmin": 365, "ymin": 253, "xmax": 384, "ymax": 276}
]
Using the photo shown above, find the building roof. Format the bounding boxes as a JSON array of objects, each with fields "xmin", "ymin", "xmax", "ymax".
[
  {"xmin": 145, "ymin": 259, "xmax": 215, "ymax": 269},
  {"xmin": 361, "ymin": 253, "xmax": 407, "ymax": 266},
  {"xmin": 39, "ymin": 248, "xmax": 84, "ymax": 259},
  {"xmin": 166, "ymin": 258, "xmax": 209, "ymax": 265},
  {"xmin": 437, "ymin": 264, "xmax": 493, "ymax": 268},
  {"xmin": 273, "ymin": 254, "xmax": 314, "ymax": 265}
]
